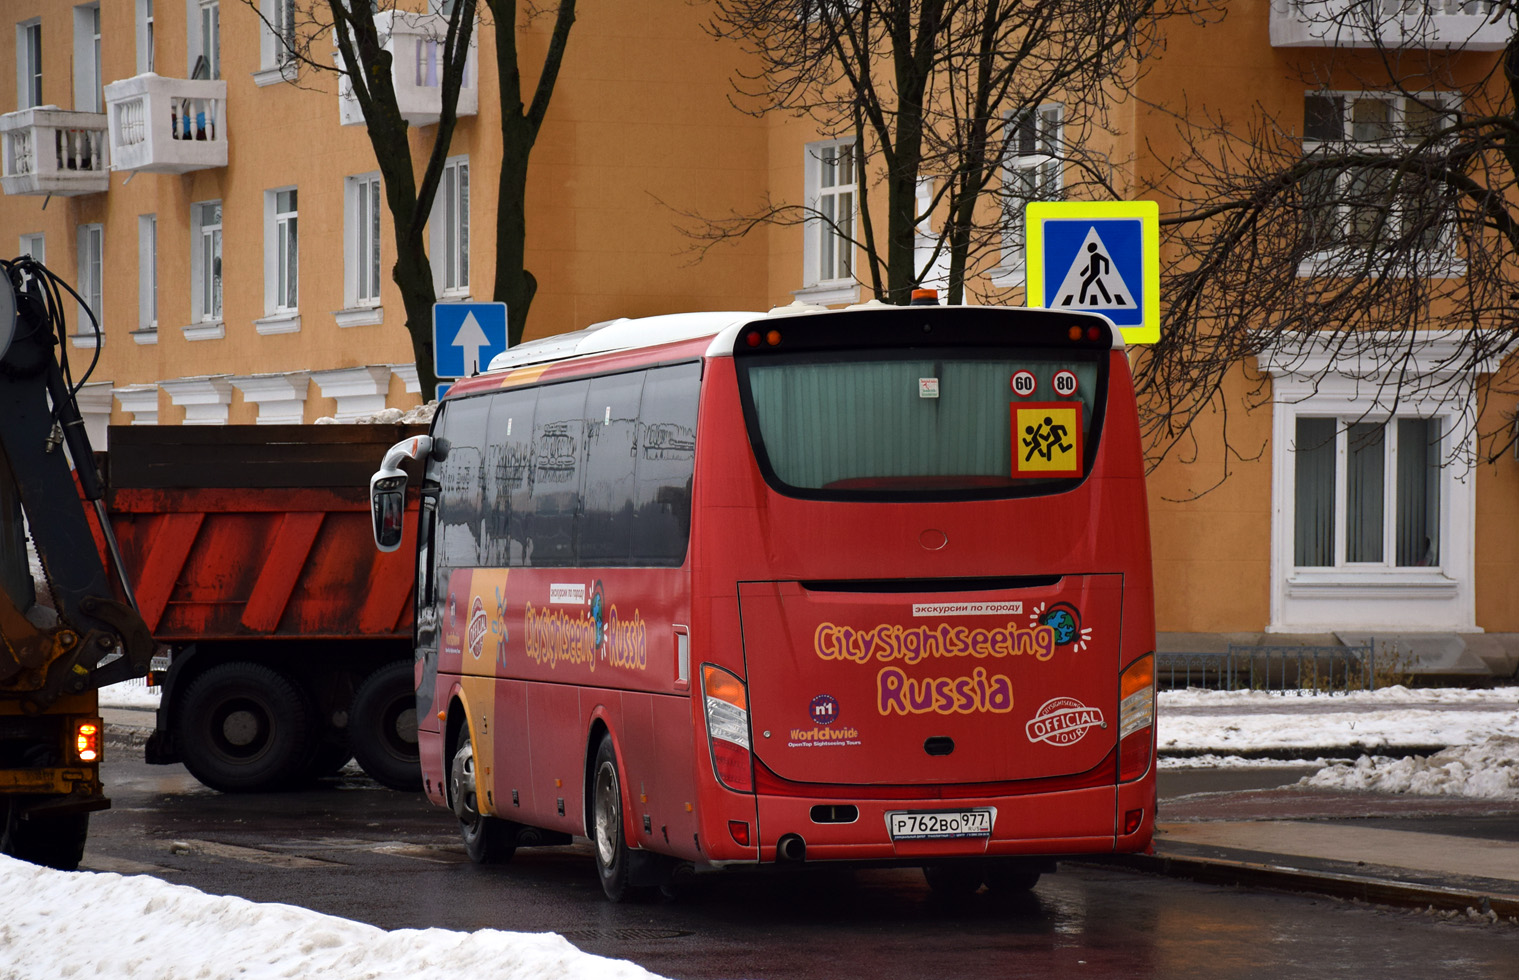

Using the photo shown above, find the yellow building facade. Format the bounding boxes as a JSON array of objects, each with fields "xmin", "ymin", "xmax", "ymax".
[{"xmin": 4, "ymin": 0, "xmax": 1517, "ymax": 670}]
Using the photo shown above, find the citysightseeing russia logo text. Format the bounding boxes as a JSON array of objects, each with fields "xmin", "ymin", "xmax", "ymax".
[
  {"xmin": 813, "ymin": 621, "xmax": 1057, "ymax": 665},
  {"xmin": 523, "ymin": 582, "xmax": 648, "ymax": 672}
]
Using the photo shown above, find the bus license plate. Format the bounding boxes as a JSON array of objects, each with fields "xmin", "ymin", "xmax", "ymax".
[{"xmin": 886, "ymin": 809, "xmax": 993, "ymax": 841}]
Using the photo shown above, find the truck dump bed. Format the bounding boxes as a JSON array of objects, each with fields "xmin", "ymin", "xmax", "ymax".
[{"xmin": 105, "ymin": 424, "xmax": 424, "ymax": 641}]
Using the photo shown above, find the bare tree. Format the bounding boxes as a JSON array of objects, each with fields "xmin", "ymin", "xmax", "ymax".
[
  {"xmin": 254, "ymin": 1, "xmax": 576, "ymax": 393},
  {"xmin": 699, "ymin": 0, "xmax": 1208, "ymax": 305},
  {"xmin": 1146, "ymin": 4, "xmax": 1519, "ymax": 474}
]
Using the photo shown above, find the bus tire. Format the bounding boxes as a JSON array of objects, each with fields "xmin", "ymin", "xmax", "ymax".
[
  {"xmin": 350, "ymin": 661, "xmax": 421, "ymax": 792},
  {"xmin": 984, "ymin": 860, "xmax": 1042, "ymax": 895},
  {"xmin": 923, "ymin": 861, "xmax": 985, "ymax": 898},
  {"xmin": 178, "ymin": 662, "xmax": 314, "ymax": 793},
  {"xmin": 449, "ymin": 728, "xmax": 515, "ymax": 864},
  {"xmin": 0, "ymin": 800, "xmax": 88, "ymax": 871},
  {"xmin": 591, "ymin": 734, "xmax": 636, "ymax": 902}
]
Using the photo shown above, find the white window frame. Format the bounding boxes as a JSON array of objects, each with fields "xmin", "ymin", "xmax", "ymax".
[
  {"xmin": 186, "ymin": 0, "xmax": 219, "ymax": 79},
  {"xmin": 796, "ymin": 138, "xmax": 859, "ymax": 305},
  {"xmin": 75, "ymin": 223, "xmax": 103, "ymax": 346},
  {"xmin": 19, "ymin": 232, "xmax": 43, "ymax": 261},
  {"xmin": 991, "ymin": 104, "xmax": 1063, "ymax": 286},
  {"xmin": 138, "ymin": 214, "xmax": 158, "ymax": 333},
  {"xmin": 1261, "ymin": 332, "xmax": 1488, "ymax": 633},
  {"xmin": 255, "ymin": 0, "xmax": 297, "ymax": 85},
  {"xmin": 191, "ymin": 200, "xmax": 223, "ymax": 325},
  {"xmin": 1300, "ymin": 90, "xmax": 1462, "ymax": 275},
  {"xmin": 136, "ymin": 0, "xmax": 154, "ymax": 74},
  {"xmin": 263, "ymin": 186, "xmax": 299, "ymax": 318},
  {"xmin": 342, "ymin": 172, "xmax": 384, "ymax": 322},
  {"xmin": 72, "ymin": 4, "xmax": 101, "ymax": 113},
  {"xmin": 17, "ymin": 19, "xmax": 42, "ymax": 110},
  {"xmin": 430, "ymin": 156, "xmax": 470, "ymax": 297}
]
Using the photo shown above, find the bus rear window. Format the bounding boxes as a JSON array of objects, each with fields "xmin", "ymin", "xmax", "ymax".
[{"xmin": 739, "ymin": 350, "xmax": 1106, "ymax": 499}]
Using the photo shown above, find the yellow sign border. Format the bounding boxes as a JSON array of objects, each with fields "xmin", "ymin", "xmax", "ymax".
[{"xmin": 1025, "ymin": 200, "xmax": 1160, "ymax": 345}]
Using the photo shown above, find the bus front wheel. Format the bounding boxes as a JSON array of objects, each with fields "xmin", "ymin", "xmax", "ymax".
[
  {"xmin": 591, "ymin": 735, "xmax": 635, "ymax": 902},
  {"xmin": 449, "ymin": 728, "xmax": 515, "ymax": 864}
]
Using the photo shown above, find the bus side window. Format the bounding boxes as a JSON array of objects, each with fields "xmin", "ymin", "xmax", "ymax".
[
  {"xmin": 484, "ymin": 389, "xmax": 536, "ymax": 567},
  {"xmin": 580, "ymin": 372, "xmax": 645, "ymax": 567},
  {"xmin": 436, "ymin": 396, "xmax": 490, "ymax": 569},
  {"xmin": 634, "ymin": 363, "xmax": 700, "ymax": 565},
  {"xmin": 528, "ymin": 380, "xmax": 589, "ymax": 567}
]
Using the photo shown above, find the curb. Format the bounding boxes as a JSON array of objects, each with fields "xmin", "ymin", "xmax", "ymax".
[
  {"xmin": 1158, "ymin": 745, "xmax": 1451, "ymax": 762},
  {"xmin": 1080, "ymin": 852, "xmax": 1519, "ymax": 919}
]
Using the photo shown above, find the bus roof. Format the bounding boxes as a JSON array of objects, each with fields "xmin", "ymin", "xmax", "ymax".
[{"xmin": 480, "ymin": 303, "xmax": 1125, "ymax": 378}]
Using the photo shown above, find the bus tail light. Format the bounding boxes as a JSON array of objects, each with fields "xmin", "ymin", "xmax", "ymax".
[
  {"xmin": 702, "ymin": 665, "xmax": 753, "ymax": 793},
  {"xmin": 74, "ymin": 719, "xmax": 102, "ymax": 764},
  {"xmin": 1118, "ymin": 654, "xmax": 1154, "ymax": 783}
]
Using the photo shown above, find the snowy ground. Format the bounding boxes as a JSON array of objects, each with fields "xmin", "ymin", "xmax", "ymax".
[
  {"xmin": 0, "ymin": 854, "xmax": 660, "ymax": 980},
  {"xmin": 9, "ymin": 681, "xmax": 1499, "ymax": 979}
]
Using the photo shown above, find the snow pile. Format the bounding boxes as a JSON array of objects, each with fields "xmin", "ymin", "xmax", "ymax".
[
  {"xmin": 1156, "ymin": 685, "xmax": 1519, "ymax": 754},
  {"xmin": 314, "ymin": 402, "xmax": 437, "ymax": 425},
  {"xmin": 1297, "ymin": 735, "xmax": 1519, "ymax": 800},
  {"xmin": 0, "ymin": 855, "xmax": 664, "ymax": 980}
]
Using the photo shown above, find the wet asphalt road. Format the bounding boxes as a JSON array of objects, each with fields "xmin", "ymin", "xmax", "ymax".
[{"xmin": 79, "ymin": 754, "xmax": 1519, "ymax": 979}]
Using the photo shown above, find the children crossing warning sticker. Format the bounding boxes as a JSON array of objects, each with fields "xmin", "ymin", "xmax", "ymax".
[{"xmin": 1013, "ymin": 403, "xmax": 1083, "ymax": 478}]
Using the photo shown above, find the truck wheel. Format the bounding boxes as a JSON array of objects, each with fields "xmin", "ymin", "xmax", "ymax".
[
  {"xmin": 591, "ymin": 734, "xmax": 636, "ymax": 902},
  {"xmin": 449, "ymin": 728, "xmax": 515, "ymax": 863},
  {"xmin": 1, "ymin": 799, "xmax": 89, "ymax": 871},
  {"xmin": 178, "ymin": 662, "xmax": 313, "ymax": 792},
  {"xmin": 350, "ymin": 661, "xmax": 421, "ymax": 792}
]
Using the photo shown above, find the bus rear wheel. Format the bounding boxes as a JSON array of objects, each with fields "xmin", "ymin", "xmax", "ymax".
[
  {"xmin": 449, "ymin": 729, "xmax": 515, "ymax": 864},
  {"xmin": 591, "ymin": 735, "xmax": 637, "ymax": 902}
]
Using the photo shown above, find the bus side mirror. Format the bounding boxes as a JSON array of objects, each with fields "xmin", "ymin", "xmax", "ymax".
[{"xmin": 370, "ymin": 435, "xmax": 433, "ymax": 552}]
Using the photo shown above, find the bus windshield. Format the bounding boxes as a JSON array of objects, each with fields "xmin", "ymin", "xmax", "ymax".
[{"xmin": 739, "ymin": 348, "xmax": 1107, "ymax": 498}]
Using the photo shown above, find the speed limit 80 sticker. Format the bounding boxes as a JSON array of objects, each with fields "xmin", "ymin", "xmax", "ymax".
[{"xmin": 1052, "ymin": 369, "xmax": 1079, "ymax": 397}]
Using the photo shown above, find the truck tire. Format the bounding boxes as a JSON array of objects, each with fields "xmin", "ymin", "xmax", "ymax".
[
  {"xmin": 1, "ymin": 799, "xmax": 88, "ymax": 871},
  {"xmin": 178, "ymin": 662, "xmax": 314, "ymax": 792},
  {"xmin": 349, "ymin": 661, "xmax": 421, "ymax": 792}
]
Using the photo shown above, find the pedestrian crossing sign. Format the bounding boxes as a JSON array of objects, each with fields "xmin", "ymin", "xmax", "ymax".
[
  {"xmin": 1013, "ymin": 403, "xmax": 1083, "ymax": 478},
  {"xmin": 1025, "ymin": 200, "xmax": 1160, "ymax": 345}
]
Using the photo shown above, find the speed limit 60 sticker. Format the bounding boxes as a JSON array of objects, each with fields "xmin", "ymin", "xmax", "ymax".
[{"xmin": 1010, "ymin": 370, "xmax": 1037, "ymax": 397}]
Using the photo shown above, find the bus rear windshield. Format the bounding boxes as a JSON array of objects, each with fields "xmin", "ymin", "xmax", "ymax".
[{"xmin": 738, "ymin": 349, "xmax": 1107, "ymax": 500}]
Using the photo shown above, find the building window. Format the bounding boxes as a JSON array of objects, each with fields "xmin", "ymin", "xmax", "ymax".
[
  {"xmin": 139, "ymin": 215, "xmax": 158, "ymax": 331},
  {"xmin": 1293, "ymin": 417, "xmax": 1442, "ymax": 568},
  {"xmin": 1261, "ymin": 332, "xmax": 1483, "ymax": 633},
  {"xmin": 804, "ymin": 139, "xmax": 855, "ymax": 287},
  {"xmin": 267, "ymin": 187, "xmax": 299, "ymax": 313},
  {"xmin": 257, "ymin": 0, "xmax": 295, "ymax": 77},
  {"xmin": 17, "ymin": 20, "xmax": 42, "ymax": 109},
  {"xmin": 192, "ymin": 200, "xmax": 222, "ymax": 322},
  {"xmin": 1301, "ymin": 92, "xmax": 1458, "ymax": 262},
  {"xmin": 346, "ymin": 173, "xmax": 383, "ymax": 308},
  {"xmin": 72, "ymin": 4, "xmax": 101, "ymax": 113},
  {"xmin": 19, "ymin": 232, "xmax": 43, "ymax": 261},
  {"xmin": 137, "ymin": 0, "xmax": 154, "ymax": 74},
  {"xmin": 76, "ymin": 223, "xmax": 103, "ymax": 338},
  {"xmin": 431, "ymin": 157, "xmax": 469, "ymax": 295},
  {"xmin": 999, "ymin": 105, "xmax": 1063, "ymax": 273},
  {"xmin": 188, "ymin": 0, "xmax": 218, "ymax": 79}
]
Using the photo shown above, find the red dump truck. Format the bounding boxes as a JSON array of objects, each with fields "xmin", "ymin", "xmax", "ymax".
[{"xmin": 103, "ymin": 423, "xmax": 425, "ymax": 792}]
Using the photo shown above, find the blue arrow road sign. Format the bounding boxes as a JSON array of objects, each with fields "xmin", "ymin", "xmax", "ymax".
[{"xmin": 433, "ymin": 302, "xmax": 508, "ymax": 379}]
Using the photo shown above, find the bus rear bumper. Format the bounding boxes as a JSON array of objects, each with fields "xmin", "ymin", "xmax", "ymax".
[{"xmin": 728, "ymin": 782, "xmax": 1151, "ymax": 866}]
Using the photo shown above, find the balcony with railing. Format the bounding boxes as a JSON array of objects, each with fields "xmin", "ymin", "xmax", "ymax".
[
  {"xmin": 1271, "ymin": 0, "xmax": 1513, "ymax": 49},
  {"xmin": 0, "ymin": 107, "xmax": 108, "ymax": 196},
  {"xmin": 103, "ymin": 73, "xmax": 228, "ymax": 175},
  {"xmin": 336, "ymin": 12, "xmax": 477, "ymax": 127}
]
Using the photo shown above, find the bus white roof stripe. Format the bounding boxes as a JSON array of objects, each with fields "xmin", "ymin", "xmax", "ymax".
[{"xmin": 486, "ymin": 311, "xmax": 764, "ymax": 371}]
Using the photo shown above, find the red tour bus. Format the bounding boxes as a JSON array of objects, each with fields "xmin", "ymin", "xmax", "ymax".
[{"xmin": 371, "ymin": 303, "xmax": 1156, "ymax": 900}]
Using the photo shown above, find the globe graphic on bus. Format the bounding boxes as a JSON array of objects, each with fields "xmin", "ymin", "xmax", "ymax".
[{"xmin": 1040, "ymin": 605, "xmax": 1080, "ymax": 646}]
